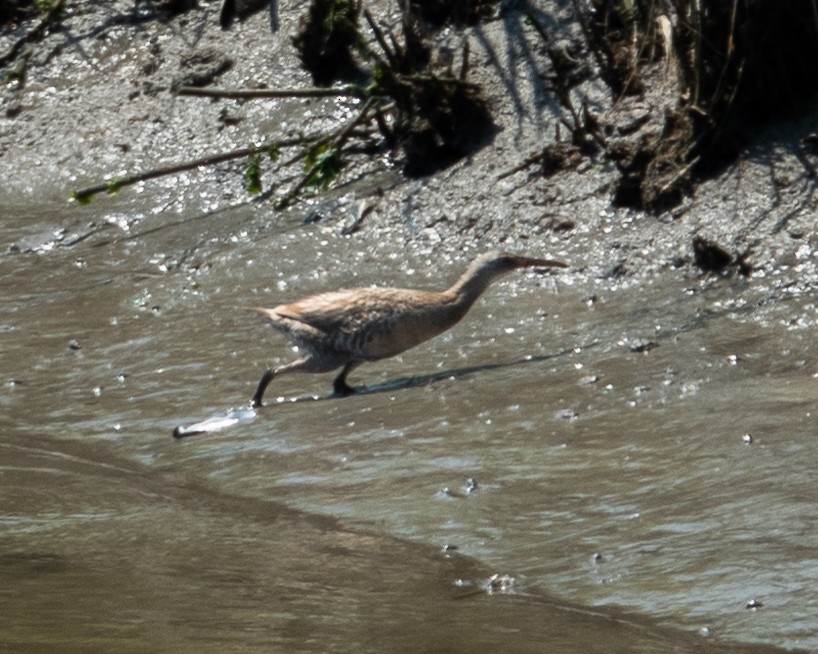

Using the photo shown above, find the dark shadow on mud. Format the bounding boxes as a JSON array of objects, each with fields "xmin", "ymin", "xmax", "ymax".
[{"xmin": 326, "ymin": 344, "xmax": 593, "ymax": 397}]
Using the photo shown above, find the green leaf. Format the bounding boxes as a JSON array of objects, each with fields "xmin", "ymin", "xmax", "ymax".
[
  {"xmin": 303, "ymin": 142, "xmax": 342, "ymax": 191},
  {"xmin": 70, "ymin": 190, "xmax": 94, "ymax": 205},
  {"xmin": 105, "ymin": 178, "xmax": 125, "ymax": 195},
  {"xmin": 265, "ymin": 144, "xmax": 281, "ymax": 163},
  {"xmin": 245, "ymin": 152, "xmax": 263, "ymax": 195}
]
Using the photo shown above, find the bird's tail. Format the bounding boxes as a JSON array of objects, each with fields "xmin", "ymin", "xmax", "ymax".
[{"xmin": 252, "ymin": 307, "xmax": 279, "ymax": 324}]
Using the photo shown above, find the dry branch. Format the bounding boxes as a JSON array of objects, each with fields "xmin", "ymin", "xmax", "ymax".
[
  {"xmin": 71, "ymin": 136, "xmax": 317, "ymax": 203},
  {"xmin": 176, "ymin": 86, "xmax": 362, "ymax": 99}
]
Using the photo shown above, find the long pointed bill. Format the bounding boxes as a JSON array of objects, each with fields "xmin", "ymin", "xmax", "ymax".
[{"xmin": 510, "ymin": 256, "xmax": 569, "ymax": 270}]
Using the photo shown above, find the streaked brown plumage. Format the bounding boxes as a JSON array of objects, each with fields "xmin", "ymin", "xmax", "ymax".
[{"xmin": 250, "ymin": 251, "xmax": 568, "ymax": 407}]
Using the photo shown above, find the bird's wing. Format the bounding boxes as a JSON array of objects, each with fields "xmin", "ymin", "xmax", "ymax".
[
  {"xmin": 259, "ymin": 288, "xmax": 446, "ymax": 359},
  {"xmin": 274, "ymin": 289, "xmax": 413, "ymax": 334}
]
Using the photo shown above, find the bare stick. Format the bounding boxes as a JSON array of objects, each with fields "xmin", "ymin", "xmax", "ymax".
[
  {"xmin": 363, "ymin": 10, "xmax": 399, "ymax": 68},
  {"xmin": 176, "ymin": 86, "xmax": 362, "ymax": 99},
  {"xmin": 71, "ymin": 135, "xmax": 318, "ymax": 203},
  {"xmin": 402, "ymin": 73, "xmax": 480, "ymax": 90},
  {"xmin": 459, "ymin": 40, "xmax": 471, "ymax": 81},
  {"xmin": 496, "ymin": 150, "xmax": 544, "ymax": 180}
]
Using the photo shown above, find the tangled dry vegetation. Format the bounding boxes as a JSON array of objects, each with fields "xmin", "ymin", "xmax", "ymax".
[
  {"xmin": 569, "ymin": 0, "xmax": 818, "ymax": 212},
  {"xmin": 65, "ymin": 0, "xmax": 497, "ymax": 205}
]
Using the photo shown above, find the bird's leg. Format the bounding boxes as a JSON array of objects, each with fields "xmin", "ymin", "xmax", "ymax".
[
  {"xmin": 251, "ymin": 368, "xmax": 275, "ymax": 408},
  {"xmin": 251, "ymin": 357, "xmax": 323, "ymax": 408},
  {"xmin": 332, "ymin": 362, "xmax": 360, "ymax": 396},
  {"xmin": 219, "ymin": 0, "xmax": 236, "ymax": 29}
]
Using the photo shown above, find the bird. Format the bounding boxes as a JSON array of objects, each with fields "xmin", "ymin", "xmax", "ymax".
[{"xmin": 250, "ymin": 250, "xmax": 568, "ymax": 407}]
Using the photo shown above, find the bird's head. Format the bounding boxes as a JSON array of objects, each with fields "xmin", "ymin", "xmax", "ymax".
[{"xmin": 476, "ymin": 250, "xmax": 569, "ymax": 274}]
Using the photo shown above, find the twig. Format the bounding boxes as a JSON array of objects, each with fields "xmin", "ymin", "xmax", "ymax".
[
  {"xmin": 71, "ymin": 136, "xmax": 318, "ymax": 202},
  {"xmin": 657, "ymin": 155, "xmax": 701, "ymax": 196},
  {"xmin": 336, "ymin": 98, "xmax": 378, "ymax": 147},
  {"xmin": 401, "ymin": 73, "xmax": 480, "ymax": 89},
  {"xmin": 277, "ymin": 97, "xmax": 378, "ymax": 208},
  {"xmin": 363, "ymin": 10, "xmax": 399, "ymax": 68},
  {"xmin": 176, "ymin": 85, "xmax": 363, "ymax": 99},
  {"xmin": 521, "ymin": 5, "xmax": 550, "ymax": 46},
  {"xmin": 254, "ymin": 101, "xmax": 393, "ymax": 203},
  {"xmin": 497, "ymin": 151, "xmax": 544, "ymax": 180},
  {"xmin": 459, "ymin": 40, "xmax": 471, "ymax": 81},
  {"xmin": 341, "ymin": 201, "xmax": 376, "ymax": 235}
]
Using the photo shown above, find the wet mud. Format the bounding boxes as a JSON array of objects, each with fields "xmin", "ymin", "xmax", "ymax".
[{"xmin": 3, "ymin": 1, "xmax": 818, "ymax": 652}]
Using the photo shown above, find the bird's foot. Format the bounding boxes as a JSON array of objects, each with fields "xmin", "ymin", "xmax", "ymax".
[
  {"xmin": 332, "ymin": 380, "xmax": 356, "ymax": 397},
  {"xmin": 250, "ymin": 388, "xmax": 266, "ymax": 408}
]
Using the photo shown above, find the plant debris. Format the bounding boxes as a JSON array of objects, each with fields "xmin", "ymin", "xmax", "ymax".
[
  {"xmin": 692, "ymin": 236, "xmax": 752, "ymax": 277},
  {"xmin": 407, "ymin": 0, "xmax": 498, "ymax": 29},
  {"xmin": 292, "ymin": 0, "xmax": 363, "ymax": 86},
  {"xmin": 542, "ymin": 0, "xmax": 818, "ymax": 212}
]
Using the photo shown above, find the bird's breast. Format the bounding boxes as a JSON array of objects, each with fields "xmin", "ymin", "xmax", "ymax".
[{"xmin": 357, "ymin": 299, "xmax": 467, "ymax": 359}]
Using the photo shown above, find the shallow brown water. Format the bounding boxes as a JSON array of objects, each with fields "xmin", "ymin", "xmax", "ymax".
[{"xmin": 2, "ymin": 192, "xmax": 816, "ymax": 653}]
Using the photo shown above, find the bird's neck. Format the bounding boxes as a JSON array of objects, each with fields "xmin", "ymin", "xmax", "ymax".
[{"xmin": 445, "ymin": 262, "xmax": 509, "ymax": 311}]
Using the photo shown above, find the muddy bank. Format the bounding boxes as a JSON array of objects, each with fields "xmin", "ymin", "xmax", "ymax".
[{"xmin": 1, "ymin": 0, "xmax": 817, "ymax": 281}]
